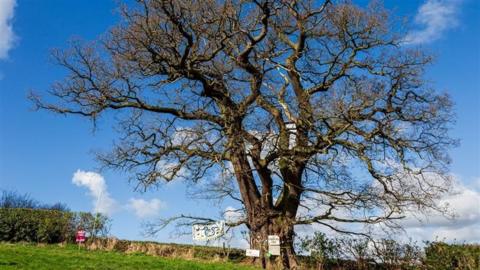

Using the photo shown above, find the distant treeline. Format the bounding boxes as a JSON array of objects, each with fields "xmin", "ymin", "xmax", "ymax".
[
  {"xmin": 0, "ymin": 190, "xmax": 69, "ymax": 211},
  {"xmin": 0, "ymin": 190, "xmax": 110, "ymax": 244},
  {"xmin": 297, "ymin": 232, "xmax": 480, "ymax": 270}
]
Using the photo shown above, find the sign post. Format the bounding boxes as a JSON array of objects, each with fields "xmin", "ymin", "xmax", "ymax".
[{"xmin": 76, "ymin": 230, "xmax": 86, "ymax": 249}]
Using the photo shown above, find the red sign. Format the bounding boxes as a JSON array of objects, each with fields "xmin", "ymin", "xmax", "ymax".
[{"xmin": 76, "ymin": 230, "xmax": 86, "ymax": 243}]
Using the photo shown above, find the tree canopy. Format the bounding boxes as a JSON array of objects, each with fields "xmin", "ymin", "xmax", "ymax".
[{"xmin": 31, "ymin": 1, "xmax": 455, "ymax": 268}]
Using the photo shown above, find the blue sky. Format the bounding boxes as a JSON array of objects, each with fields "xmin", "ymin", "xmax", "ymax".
[{"xmin": 0, "ymin": 0, "xmax": 479, "ymax": 245}]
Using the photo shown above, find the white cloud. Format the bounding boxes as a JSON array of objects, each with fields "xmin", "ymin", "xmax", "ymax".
[
  {"xmin": 224, "ymin": 206, "xmax": 245, "ymax": 223},
  {"xmin": 155, "ymin": 160, "xmax": 191, "ymax": 181},
  {"xmin": 0, "ymin": 0, "xmax": 16, "ymax": 59},
  {"xmin": 401, "ymin": 178, "xmax": 480, "ymax": 243},
  {"xmin": 71, "ymin": 170, "xmax": 166, "ymax": 219},
  {"xmin": 127, "ymin": 198, "xmax": 164, "ymax": 218},
  {"xmin": 72, "ymin": 170, "xmax": 117, "ymax": 216},
  {"xmin": 296, "ymin": 170, "xmax": 479, "ymax": 244},
  {"xmin": 229, "ymin": 233, "xmax": 250, "ymax": 249},
  {"xmin": 473, "ymin": 177, "xmax": 480, "ymax": 191},
  {"xmin": 404, "ymin": 0, "xmax": 461, "ymax": 45}
]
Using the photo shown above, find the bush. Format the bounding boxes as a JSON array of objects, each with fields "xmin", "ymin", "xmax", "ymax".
[
  {"xmin": 337, "ymin": 237, "xmax": 374, "ymax": 270},
  {"xmin": 424, "ymin": 241, "xmax": 480, "ymax": 270},
  {"xmin": 297, "ymin": 232, "xmax": 341, "ymax": 269},
  {"xmin": 297, "ymin": 235, "xmax": 480, "ymax": 270},
  {"xmin": 73, "ymin": 212, "xmax": 111, "ymax": 240},
  {"xmin": 0, "ymin": 208, "xmax": 73, "ymax": 243},
  {"xmin": 0, "ymin": 208, "xmax": 110, "ymax": 244}
]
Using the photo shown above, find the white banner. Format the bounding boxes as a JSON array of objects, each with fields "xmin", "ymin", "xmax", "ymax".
[{"xmin": 192, "ymin": 221, "xmax": 225, "ymax": 241}]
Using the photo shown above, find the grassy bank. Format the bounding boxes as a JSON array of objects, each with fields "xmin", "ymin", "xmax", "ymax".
[{"xmin": 0, "ymin": 243, "xmax": 258, "ymax": 270}]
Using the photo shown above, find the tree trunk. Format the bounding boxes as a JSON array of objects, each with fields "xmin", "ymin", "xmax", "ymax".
[
  {"xmin": 228, "ymin": 138, "xmax": 301, "ymax": 269},
  {"xmin": 249, "ymin": 215, "xmax": 299, "ymax": 270}
]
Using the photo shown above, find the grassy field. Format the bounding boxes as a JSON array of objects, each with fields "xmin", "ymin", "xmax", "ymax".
[{"xmin": 0, "ymin": 243, "xmax": 259, "ymax": 270}]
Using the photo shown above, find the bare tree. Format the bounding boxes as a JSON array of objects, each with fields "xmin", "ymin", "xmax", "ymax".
[{"xmin": 31, "ymin": 0, "xmax": 456, "ymax": 268}]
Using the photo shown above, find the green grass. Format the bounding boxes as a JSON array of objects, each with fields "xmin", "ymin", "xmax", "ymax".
[{"xmin": 0, "ymin": 243, "xmax": 258, "ymax": 270}]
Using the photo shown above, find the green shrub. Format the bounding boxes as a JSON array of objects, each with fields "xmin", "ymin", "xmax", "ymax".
[
  {"xmin": 296, "ymin": 235, "xmax": 467, "ymax": 270},
  {"xmin": 297, "ymin": 232, "xmax": 341, "ymax": 269},
  {"xmin": 0, "ymin": 208, "xmax": 72, "ymax": 243},
  {"xmin": 72, "ymin": 212, "xmax": 111, "ymax": 241},
  {"xmin": 0, "ymin": 208, "xmax": 110, "ymax": 244},
  {"xmin": 424, "ymin": 241, "xmax": 480, "ymax": 270},
  {"xmin": 36, "ymin": 210, "xmax": 74, "ymax": 243}
]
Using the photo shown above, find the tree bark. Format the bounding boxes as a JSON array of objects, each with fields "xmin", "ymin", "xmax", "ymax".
[{"xmin": 248, "ymin": 213, "xmax": 299, "ymax": 270}]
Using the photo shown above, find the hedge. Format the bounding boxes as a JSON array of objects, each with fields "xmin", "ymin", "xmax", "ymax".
[
  {"xmin": 297, "ymin": 232, "xmax": 480, "ymax": 269},
  {"xmin": 424, "ymin": 242, "xmax": 480, "ymax": 270},
  {"xmin": 0, "ymin": 208, "xmax": 109, "ymax": 244}
]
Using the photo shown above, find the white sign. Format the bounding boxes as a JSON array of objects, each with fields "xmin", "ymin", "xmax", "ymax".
[
  {"xmin": 192, "ymin": 221, "xmax": 225, "ymax": 241},
  {"xmin": 246, "ymin": 249, "xmax": 260, "ymax": 257},
  {"xmin": 267, "ymin": 235, "xmax": 281, "ymax": 256},
  {"xmin": 268, "ymin": 245, "xmax": 281, "ymax": 256},
  {"xmin": 268, "ymin": 235, "xmax": 280, "ymax": 246}
]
